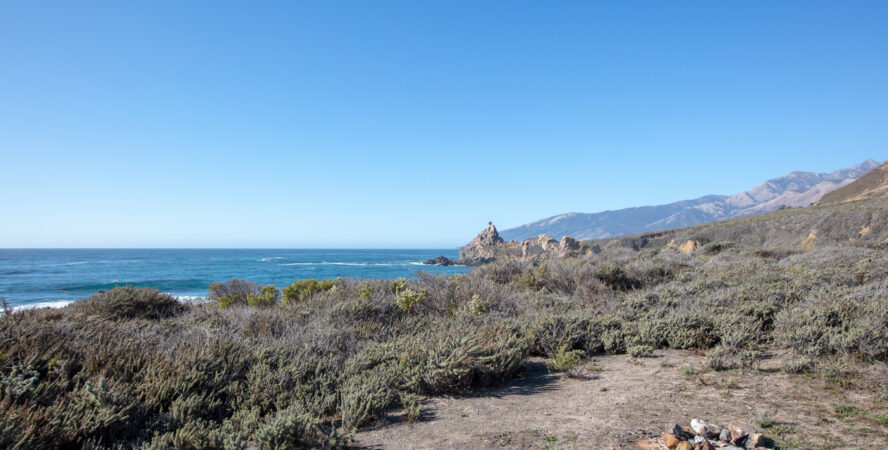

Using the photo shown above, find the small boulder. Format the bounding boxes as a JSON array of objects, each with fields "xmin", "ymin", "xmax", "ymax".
[
  {"xmin": 690, "ymin": 419, "xmax": 720, "ymax": 439},
  {"xmin": 681, "ymin": 426, "xmax": 696, "ymax": 437},
  {"xmin": 699, "ymin": 441, "xmax": 716, "ymax": 450},
  {"xmin": 744, "ymin": 433, "xmax": 772, "ymax": 449},
  {"xmin": 662, "ymin": 433, "xmax": 682, "ymax": 449},
  {"xmin": 676, "ymin": 442, "xmax": 694, "ymax": 450},
  {"xmin": 719, "ymin": 429, "xmax": 731, "ymax": 443},
  {"xmin": 666, "ymin": 424, "xmax": 693, "ymax": 440},
  {"xmin": 690, "ymin": 419, "xmax": 706, "ymax": 435},
  {"xmin": 727, "ymin": 423, "xmax": 749, "ymax": 446}
]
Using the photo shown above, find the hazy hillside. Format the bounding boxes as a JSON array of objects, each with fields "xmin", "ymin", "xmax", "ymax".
[
  {"xmin": 818, "ymin": 161, "xmax": 888, "ymax": 205},
  {"xmin": 500, "ymin": 159, "xmax": 879, "ymax": 241},
  {"xmin": 591, "ymin": 196, "xmax": 888, "ymax": 252}
]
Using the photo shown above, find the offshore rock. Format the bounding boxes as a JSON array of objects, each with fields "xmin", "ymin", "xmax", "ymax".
[{"xmin": 422, "ymin": 256, "xmax": 456, "ymax": 266}]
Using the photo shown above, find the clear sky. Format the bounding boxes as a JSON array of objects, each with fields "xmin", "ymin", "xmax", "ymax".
[{"xmin": 1, "ymin": 1, "xmax": 886, "ymax": 248}]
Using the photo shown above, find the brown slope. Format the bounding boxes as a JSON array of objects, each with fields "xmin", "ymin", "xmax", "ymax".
[{"xmin": 818, "ymin": 161, "xmax": 888, "ymax": 205}]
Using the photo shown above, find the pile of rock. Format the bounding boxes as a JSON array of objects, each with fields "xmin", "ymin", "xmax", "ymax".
[{"xmin": 661, "ymin": 420, "xmax": 773, "ymax": 449}]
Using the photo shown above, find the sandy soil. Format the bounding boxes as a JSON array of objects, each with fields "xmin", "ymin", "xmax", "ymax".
[{"xmin": 352, "ymin": 351, "xmax": 888, "ymax": 449}]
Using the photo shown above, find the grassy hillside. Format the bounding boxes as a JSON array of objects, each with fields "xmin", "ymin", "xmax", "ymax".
[{"xmin": 818, "ymin": 161, "xmax": 888, "ymax": 205}]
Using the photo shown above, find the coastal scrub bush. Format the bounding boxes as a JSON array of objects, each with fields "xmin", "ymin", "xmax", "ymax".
[
  {"xmin": 400, "ymin": 393, "xmax": 422, "ymax": 422},
  {"xmin": 705, "ymin": 346, "xmax": 732, "ymax": 371},
  {"xmin": 595, "ymin": 264, "xmax": 642, "ymax": 292},
  {"xmin": 247, "ymin": 285, "xmax": 280, "ymax": 307},
  {"xmin": 340, "ymin": 370, "xmax": 394, "ymax": 429},
  {"xmin": 546, "ymin": 345, "xmax": 584, "ymax": 377},
  {"xmin": 627, "ymin": 344, "xmax": 655, "ymax": 359},
  {"xmin": 71, "ymin": 285, "xmax": 185, "ymax": 320},
  {"xmin": 390, "ymin": 278, "xmax": 408, "ymax": 294},
  {"xmin": 782, "ymin": 353, "xmax": 816, "ymax": 374},
  {"xmin": 394, "ymin": 288, "xmax": 427, "ymax": 313},
  {"xmin": 282, "ymin": 279, "xmax": 336, "ymax": 303},
  {"xmin": 467, "ymin": 294, "xmax": 490, "ymax": 315},
  {"xmin": 360, "ymin": 282, "xmax": 374, "ymax": 300},
  {"xmin": 208, "ymin": 279, "xmax": 262, "ymax": 305}
]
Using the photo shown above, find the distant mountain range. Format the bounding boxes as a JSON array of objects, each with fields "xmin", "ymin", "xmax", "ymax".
[{"xmin": 499, "ymin": 159, "xmax": 881, "ymax": 242}]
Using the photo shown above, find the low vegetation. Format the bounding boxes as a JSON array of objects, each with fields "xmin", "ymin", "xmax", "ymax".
[{"xmin": 1, "ymin": 236, "xmax": 887, "ymax": 447}]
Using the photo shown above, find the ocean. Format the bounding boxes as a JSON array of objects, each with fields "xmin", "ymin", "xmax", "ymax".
[{"xmin": 0, "ymin": 249, "xmax": 469, "ymax": 310}]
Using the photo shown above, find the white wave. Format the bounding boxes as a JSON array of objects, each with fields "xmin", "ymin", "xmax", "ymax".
[
  {"xmin": 173, "ymin": 295, "xmax": 208, "ymax": 304},
  {"xmin": 13, "ymin": 300, "xmax": 73, "ymax": 311},
  {"xmin": 55, "ymin": 261, "xmax": 89, "ymax": 266},
  {"xmin": 280, "ymin": 262, "xmax": 403, "ymax": 267},
  {"xmin": 259, "ymin": 257, "xmax": 285, "ymax": 262},
  {"xmin": 409, "ymin": 261, "xmax": 466, "ymax": 267}
]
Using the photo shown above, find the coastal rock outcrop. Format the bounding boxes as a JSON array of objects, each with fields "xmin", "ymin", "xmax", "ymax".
[
  {"xmin": 460, "ymin": 222, "xmax": 504, "ymax": 260},
  {"xmin": 458, "ymin": 223, "xmax": 592, "ymax": 265}
]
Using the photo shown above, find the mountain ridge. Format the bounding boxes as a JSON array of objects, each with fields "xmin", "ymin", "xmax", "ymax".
[{"xmin": 500, "ymin": 159, "xmax": 880, "ymax": 241}]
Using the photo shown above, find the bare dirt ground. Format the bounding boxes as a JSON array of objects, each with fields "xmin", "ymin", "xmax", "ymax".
[{"xmin": 352, "ymin": 351, "xmax": 888, "ymax": 449}]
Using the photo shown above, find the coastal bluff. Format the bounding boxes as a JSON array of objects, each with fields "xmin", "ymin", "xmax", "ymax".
[{"xmin": 426, "ymin": 223, "xmax": 592, "ymax": 266}]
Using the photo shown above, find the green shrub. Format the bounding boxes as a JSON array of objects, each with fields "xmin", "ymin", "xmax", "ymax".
[
  {"xmin": 253, "ymin": 409, "xmax": 324, "ymax": 449},
  {"xmin": 595, "ymin": 264, "xmax": 641, "ymax": 292},
  {"xmin": 782, "ymin": 353, "xmax": 816, "ymax": 373},
  {"xmin": 217, "ymin": 294, "xmax": 238, "ymax": 309},
  {"xmin": 208, "ymin": 279, "xmax": 262, "ymax": 306},
  {"xmin": 360, "ymin": 283, "xmax": 374, "ymax": 300},
  {"xmin": 395, "ymin": 289, "xmax": 427, "ymax": 313},
  {"xmin": 400, "ymin": 393, "xmax": 422, "ymax": 423},
  {"xmin": 248, "ymin": 285, "xmax": 280, "ymax": 307},
  {"xmin": 663, "ymin": 313, "xmax": 717, "ymax": 350},
  {"xmin": 282, "ymin": 279, "xmax": 336, "ymax": 303},
  {"xmin": 526, "ymin": 313, "xmax": 592, "ymax": 357},
  {"xmin": 340, "ymin": 370, "xmax": 393, "ymax": 429},
  {"xmin": 390, "ymin": 278, "xmax": 408, "ymax": 295},
  {"xmin": 71, "ymin": 285, "xmax": 185, "ymax": 320},
  {"xmin": 546, "ymin": 345, "xmax": 584, "ymax": 377},
  {"xmin": 467, "ymin": 295, "xmax": 490, "ymax": 316},
  {"xmin": 774, "ymin": 294, "xmax": 888, "ymax": 359},
  {"xmin": 627, "ymin": 344, "xmax": 655, "ymax": 358},
  {"xmin": 705, "ymin": 345, "xmax": 732, "ymax": 371},
  {"xmin": 516, "ymin": 272, "xmax": 541, "ymax": 291}
]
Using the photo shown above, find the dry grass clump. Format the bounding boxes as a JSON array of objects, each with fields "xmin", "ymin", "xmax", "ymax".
[{"xmin": 1, "ymin": 240, "xmax": 886, "ymax": 448}]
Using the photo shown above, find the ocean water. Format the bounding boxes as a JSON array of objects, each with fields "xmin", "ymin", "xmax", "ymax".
[{"xmin": 0, "ymin": 249, "xmax": 469, "ymax": 310}]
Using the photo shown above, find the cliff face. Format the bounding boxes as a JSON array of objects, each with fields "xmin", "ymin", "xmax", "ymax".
[{"xmin": 458, "ymin": 223, "xmax": 591, "ymax": 265}]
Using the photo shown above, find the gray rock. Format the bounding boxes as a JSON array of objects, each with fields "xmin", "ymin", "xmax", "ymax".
[
  {"xmin": 719, "ymin": 429, "xmax": 731, "ymax": 442},
  {"xmin": 665, "ymin": 423, "xmax": 692, "ymax": 439},
  {"xmin": 728, "ymin": 423, "xmax": 749, "ymax": 446}
]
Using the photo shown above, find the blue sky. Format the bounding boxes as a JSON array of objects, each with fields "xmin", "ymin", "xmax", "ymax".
[{"xmin": 1, "ymin": 1, "xmax": 886, "ymax": 248}]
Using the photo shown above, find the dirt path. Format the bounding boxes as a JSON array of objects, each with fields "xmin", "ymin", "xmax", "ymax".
[{"xmin": 352, "ymin": 351, "xmax": 888, "ymax": 449}]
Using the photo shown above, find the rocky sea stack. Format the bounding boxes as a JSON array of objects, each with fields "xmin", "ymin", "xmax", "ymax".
[{"xmin": 455, "ymin": 222, "xmax": 593, "ymax": 265}]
